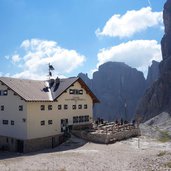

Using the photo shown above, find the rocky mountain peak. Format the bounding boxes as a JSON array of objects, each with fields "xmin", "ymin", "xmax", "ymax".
[
  {"xmin": 146, "ymin": 60, "xmax": 159, "ymax": 88},
  {"xmin": 136, "ymin": 0, "xmax": 171, "ymax": 121}
]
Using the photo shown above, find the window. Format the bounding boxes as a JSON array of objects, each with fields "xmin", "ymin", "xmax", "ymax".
[
  {"xmin": 0, "ymin": 90, "xmax": 8, "ymax": 96},
  {"xmin": 3, "ymin": 90, "xmax": 8, "ymax": 96},
  {"xmin": 40, "ymin": 105, "xmax": 45, "ymax": 111},
  {"xmin": 85, "ymin": 115, "xmax": 89, "ymax": 122},
  {"xmin": 73, "ymin": 116, "xmax": 78, "ymax": 123},
  {"xmin": 61, "ymin": 127, "xmax": 65, "ymax": 132},
  {"xmin": 69, "ymin": 89, "xmax": 83, "ymax": 95},
  {"xmin": 78, "ymin": 104, "xmax": 82, "ymax": 109},
  {"xmin": 1, "ymin": 105, "xmax": 4, "ymax": 111},
  {"xmin": 69, "ymin": 89, "xmax": 74, "ymax": 94},
  {"xmin": 11, "ymin": 120, "xmax": 14, "ymax": 125},
  {"xmin": 61, "ymin": 119, "xmax": 68, "ymax": 132},
  {"xmin": 79, "ymin": 90, "xmax": 83, "ymax": 95},
  {"xmin": 61, "ymin": 119, "xmax": 68, "ymax": 125},
  {"xmin": 3, "ymin": 120, "xmax": 8, "ymax": 125},
  {"xmin": 84, "ymin": 104, "xmax": 88, "ymax": 109},
  {"xmin": 48, "ymin": 120, "xmax": 53, "ymax": 125},
  {"xmin": 73, "ymin": 115, "xmax": 89, "ymax": 123},
  {"xmin": 40, "ymin": 120, "xmax": 45, "ymax": 126},
  {"xmin": 19, "ymin": 105, "xmax": 23, "ymax": 111},
  {"xmin": 72, "ymin": 105, "xmax": 76, "ymax": 110},
  {"xmin": 79, "ymin": 116, "xmax": 83, "ymax": 123},
  {"xmin": 48, "ymin": 105, "xmax": 52, "ymax": 110},
  {"xmin": 58, "ymin": 105, "xmax": 62, "ymax": 110},
  {"xmin": 64, "ymin": 104, "xmax": 68, "ymax": 110}
]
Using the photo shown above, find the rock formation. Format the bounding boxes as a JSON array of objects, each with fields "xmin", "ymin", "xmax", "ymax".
[
  {"xmin": 78, "ymin": 73, "xmax": 92, "ymax": 90},
  {"xmin": 136, "ymin": 0, "xmax": 171, "ymax": 121},
  {"xmin": 79, "ymin": 62, "xmax": 146, "ymax": 121},
  {"xmin": 146, "ymin": 60, "xmax": 159, "ymax": 88}
]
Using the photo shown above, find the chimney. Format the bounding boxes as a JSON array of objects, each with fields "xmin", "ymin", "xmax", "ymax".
[
  {"xmin": 49, "ymin": 79, "xmax": 55, "ymax": 88},
  {"xmin": 53, "ymin": 77, "xmax": 60, "ymax": 92}
]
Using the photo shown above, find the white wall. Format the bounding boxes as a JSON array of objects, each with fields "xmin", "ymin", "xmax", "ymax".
[
  {"xmin": 0, "ymin": 83, "xmax": 27, "ymax": 139},
  {"xmin": 27, "ymin": 81, "xmax": 93, "ymax": 139},
  {"xmin": 0, "ymin": 80, "xmax": 94, "ymax": 140}
]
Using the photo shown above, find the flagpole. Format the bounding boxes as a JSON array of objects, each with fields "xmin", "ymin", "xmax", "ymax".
[
  {"xmin": 48, "ymin": 63, "xmax": 55, "ymax": 80},
  {"xmin": 48, "ymin": 63, "xmax": 50, "ymax": 80}
]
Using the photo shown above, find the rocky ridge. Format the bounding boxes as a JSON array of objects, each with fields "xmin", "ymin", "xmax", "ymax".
[
  {"xmin": 79, "ymin": 62, "xmax": 147, "ymax": 121},
  {"xmin": 136, "ymin": 0, "xmax": 171, "ymax": 121},
  {"xmin": 79, "ymin": 60, "xmax": 159, "ymax": 121},
  {"xmin": 146, "ymin": 60, "xmax": 159, "ymax": 88}
]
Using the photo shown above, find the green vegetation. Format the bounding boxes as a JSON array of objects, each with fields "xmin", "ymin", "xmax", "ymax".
[
  {"xmin": 59, "ymin": 168, "xmax": 67, "ymax": 171},
  {"xmin": 165, "ymin": 161, "xmax": 171, "ymax": 168},
  {"xmin": 158, "ymin": 130, "xmax": 171, "ymax": 143},
  {"xmin": 157, "ymin": 151, "xmax": 167, "ymax": 157}
]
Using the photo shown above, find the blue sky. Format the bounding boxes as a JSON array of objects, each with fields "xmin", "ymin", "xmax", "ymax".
[{"xmin": 0, "ymin": 0, "xmax": 165, "ymax": 79}]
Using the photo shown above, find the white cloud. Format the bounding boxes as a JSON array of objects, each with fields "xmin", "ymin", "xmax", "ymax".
[
  {"xmin": 10, "ymin": 39, "xmax": 86, "ymax": 79},
  {"xmin": 96, "ymin": 7, "xmax": 163, "ymax": 38},
  {"xmin": 96, "ymin": 40, "xmax": 162, "ymax": 77},
  {"xmin": 12, "ymin": 54, "xmax": 21, "ymax": 63}
]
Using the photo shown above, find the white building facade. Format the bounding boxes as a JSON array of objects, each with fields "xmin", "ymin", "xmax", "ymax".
[{"xmin": 0, "ymin": 77, "xmax": 99, "ymax": 152}]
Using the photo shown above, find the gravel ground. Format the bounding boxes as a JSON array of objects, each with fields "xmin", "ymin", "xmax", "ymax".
[
  {"xmin": 0, "ymin": 135, "xmax": 170, "ymax": 171},
  {"xmin": 0, "ymin": 112, "xmax": 171, "ymax": 171}
]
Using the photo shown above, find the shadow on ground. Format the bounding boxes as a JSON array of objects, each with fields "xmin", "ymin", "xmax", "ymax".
[{"xmin": 0, "ymin": 135, "xmax": 87, "ymax": 160}]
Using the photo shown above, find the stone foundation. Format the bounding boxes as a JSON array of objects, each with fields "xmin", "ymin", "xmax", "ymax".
[
  {"xmin": 23, "ymin": 134, "xmax": 63, "ymax": 153},
  {"xmin": 0, "ymin": 134, "xmax": 64, "ymax": 153},
  {"xmin": 0, "ymin": 136, "xmax": 17, "ymax": 152}
]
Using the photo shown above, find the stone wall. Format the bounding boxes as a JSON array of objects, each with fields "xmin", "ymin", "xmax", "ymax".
[
  {"xmin": 72, "ymin": 128, "xmax": 141, "ymax": 144},
  {"xmin": 107, "ymin": 129, "xmax": 141, "ymax": 143},
  {"xmin": 24, "ymin": 134, "xmax": 65, "ymax": 153},
  {"xmin": 0, "ymin": 136, "xmax": 17, "ymax": 152},
  {"xmin": 0, "ymin": 134, "xmax": 64, "ymax": 153}
]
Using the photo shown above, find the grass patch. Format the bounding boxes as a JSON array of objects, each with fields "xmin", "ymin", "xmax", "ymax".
[
  {"xmin": 59, "ymin": 168, "xmax": 67, "ymax": 171},
  {"xmin": 165, "ymin": 161, "xmax": 171, "ymax": 168},
  {"xmin": 157, "ymin": 151, "xmax": 167, "ymax": 157},
  {"xmin": 158, "ymin": 130, "xmax": 171, "ymax": 143}
]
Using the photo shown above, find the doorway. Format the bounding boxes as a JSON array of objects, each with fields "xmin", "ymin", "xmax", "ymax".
[{"xmin": 16, "ymin": 140, "xmax": 24, "ymax": 153}]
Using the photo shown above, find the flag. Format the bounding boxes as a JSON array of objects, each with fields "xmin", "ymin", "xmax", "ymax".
[{"xmin": 49, "ymin": 64, "xmax": 55, "ymax": 70}]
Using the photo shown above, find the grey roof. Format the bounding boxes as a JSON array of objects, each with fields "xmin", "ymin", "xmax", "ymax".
[{"xmin": 0, "ymin": 77, "xmax": 99, "ymax": 103}]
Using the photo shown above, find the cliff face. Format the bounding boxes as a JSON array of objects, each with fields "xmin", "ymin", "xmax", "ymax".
[
  {"xmin": 136, "ymin": 0, "xmax": 171, "ymax": 121},
  {"xmin": 79, "ymin": 62, "xmax": 146, "ymax": 121},
  {"xmin": 146, "ymin": 60, "xmax": 159, "ymax": 88},
  {"xmin": 93, "ymin": 62, "xmax": 146, "ymax": 121}
]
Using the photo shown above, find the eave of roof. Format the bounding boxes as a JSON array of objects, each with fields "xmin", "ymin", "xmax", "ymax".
[{"xmin": 77, "ymin": 78, "xmax": 100, "ymax": 103}]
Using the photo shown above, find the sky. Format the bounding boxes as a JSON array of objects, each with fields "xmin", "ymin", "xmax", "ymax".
[{"xmin": 0, "ymin": 0, "xmax": 165, "ymax": 80}]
